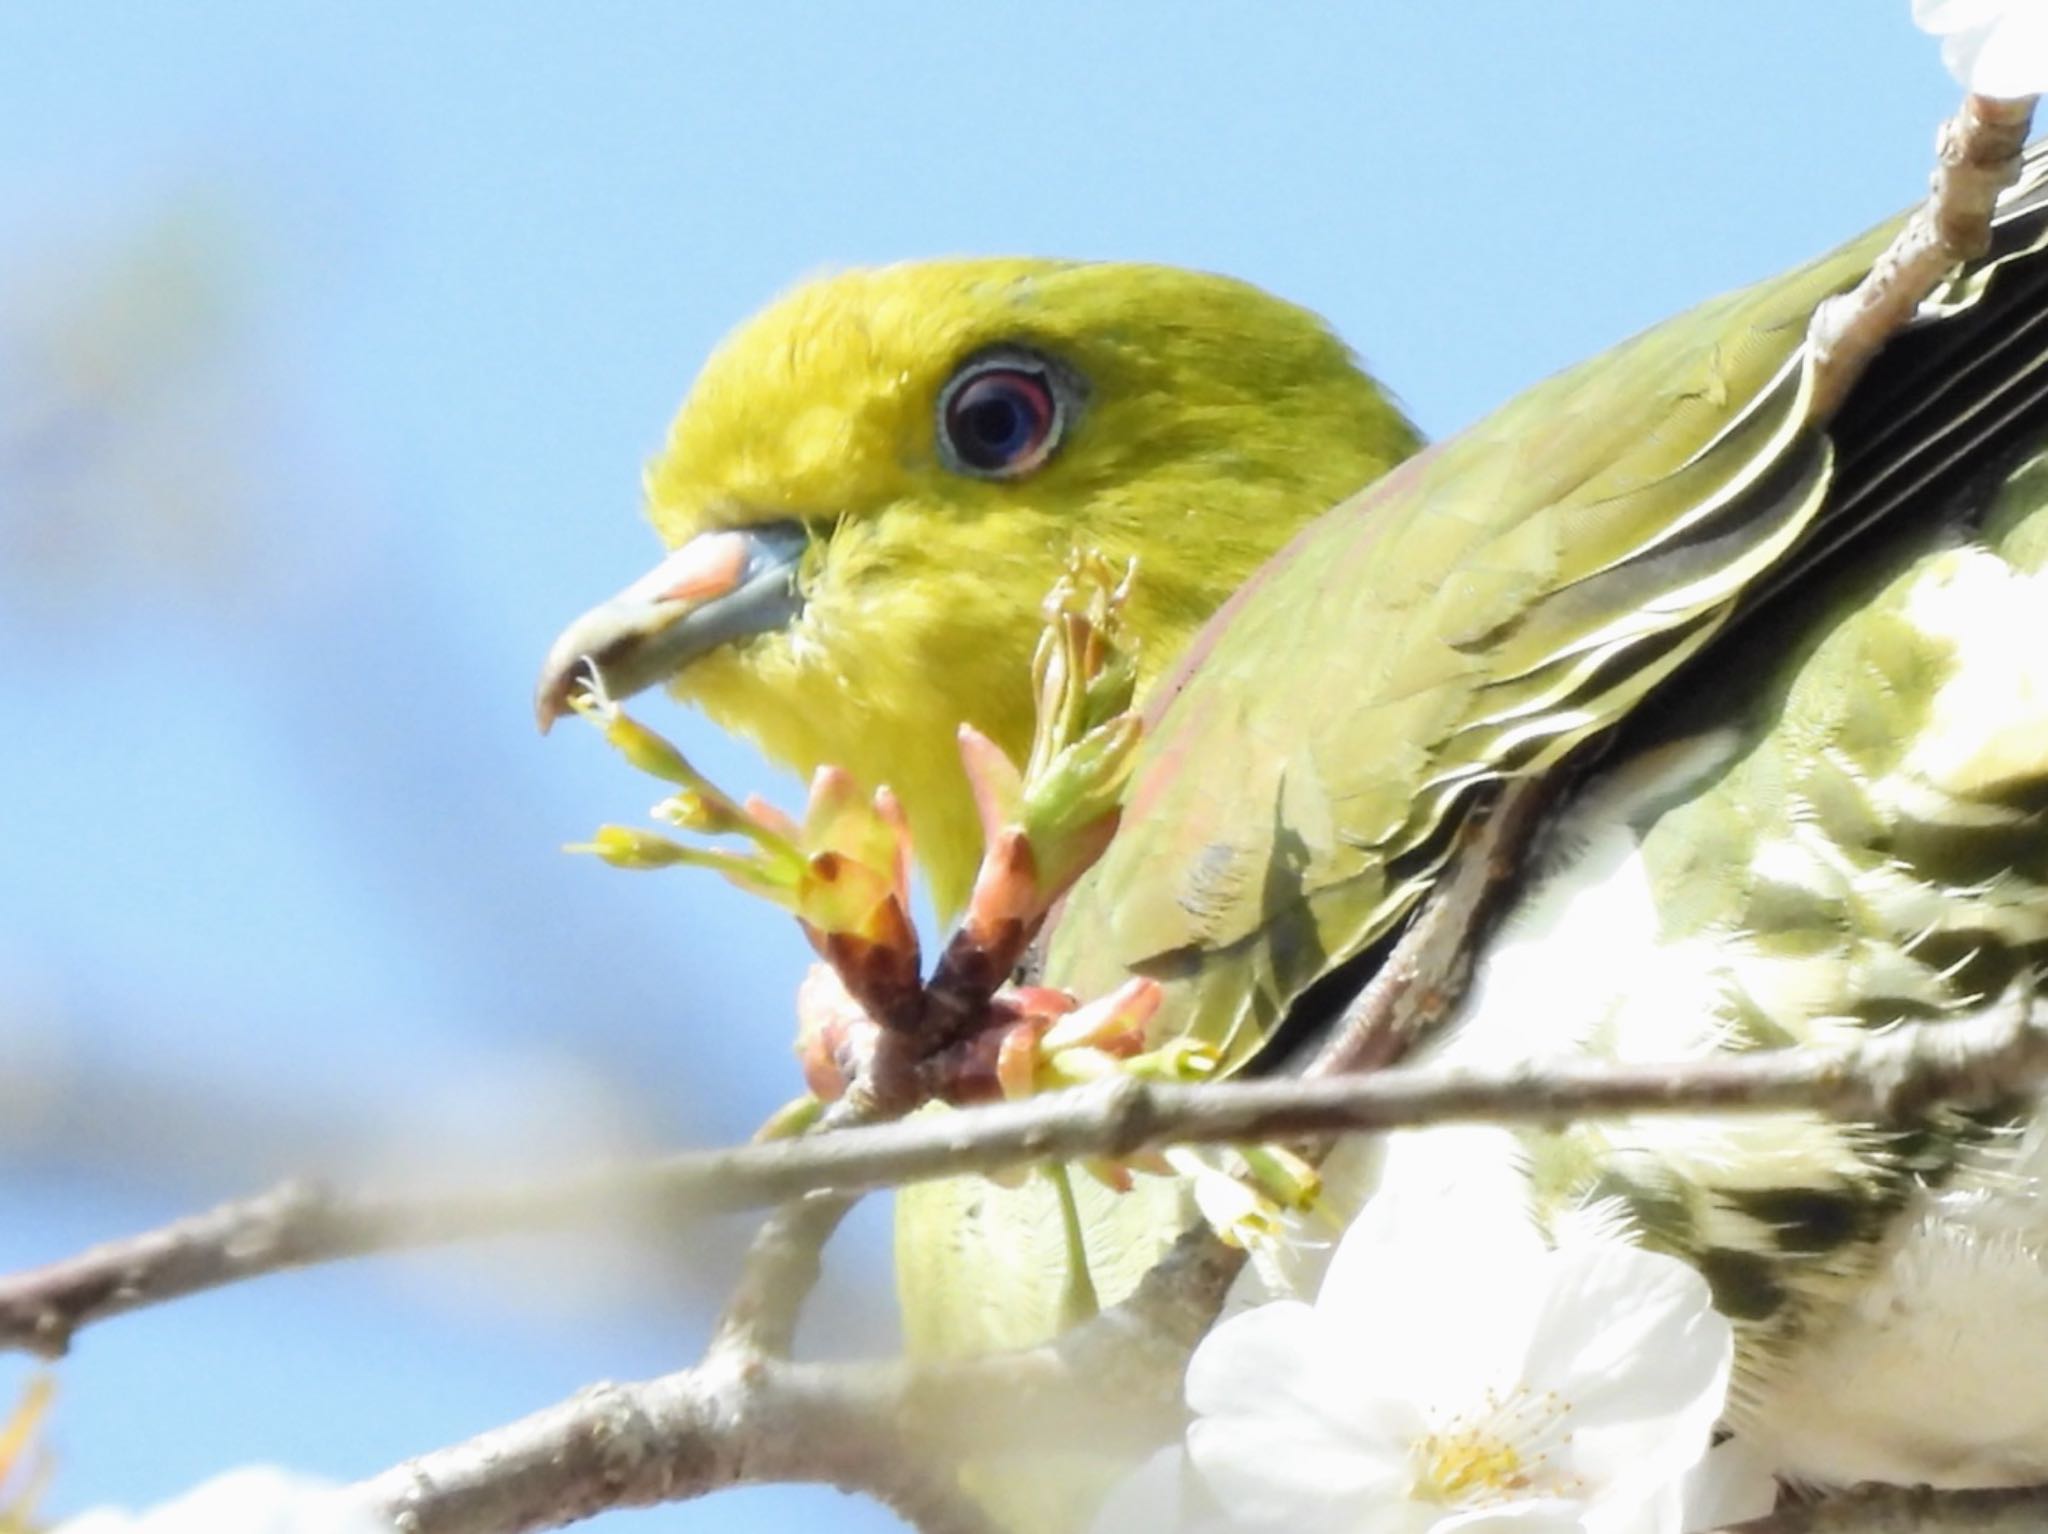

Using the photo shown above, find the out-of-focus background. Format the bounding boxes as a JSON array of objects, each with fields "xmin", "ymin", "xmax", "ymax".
[{"xmin": 0, "ymin": 5, "xmax": 1954, "ymax": 1528}]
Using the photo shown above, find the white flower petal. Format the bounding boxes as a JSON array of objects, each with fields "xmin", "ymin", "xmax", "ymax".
[
  {"xmin": 1678, "ymin": 1439, "xmax": 1779, "ymax": 1533},
  {"xmin": 1088, "ymin": 1447, "xmax": 1239, "ymax": 1534},
  {"xmin": 1187, "ymin": 1303, "xmax": 1426, "ymax": 1466},
  {"xmin": 1435, "ymin": 1498, "xmax": 1592, "ymax": 1534},
  {"xmin": 1915, "ymin": 0, "xmax": 2012, "ymax": 31},
  {"xmin": 1978, "ymin": 11, "xmax": 2048, "ymax": 96},
  {"xmin": 1189, "ymin": 1405, "xmax": 1420, "ymax": 1534},
  {"xmin": 1512, "ymin": 1243, "xmax": 1731, "ymax": 1502},
  {"xmin": 1316, "ymin": 1129, "xmax": 1546, "ymax": 1388},
  {"xmin": 1185, "ymin": 1301, "xmax": 1338, "ymax": 1420},
  {"xmin": 1181, "ymin": 1136, "xmax": 1742, "ymax": 1534},
  {"xmin": 1914, "ymin": 0, "xmax": 2048, "ymax": 96},
  {"xmin": 1582, "ymin": 1480, "xmax": 1681, "ymax": 1534},
  {"xmin": 1188, "ymin": 1304, "xmax": 1423, "ymax": 1533}
]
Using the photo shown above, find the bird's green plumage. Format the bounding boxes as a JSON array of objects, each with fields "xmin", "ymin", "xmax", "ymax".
[
  {"xmin": 1049, "ymin": 216, "xmax": 1897, "ymax": 1063},
  {"xmin": 897, "ymin": 151, "xmax": 2048, "ymax": 1528},
  {"xmin": 540, "ymin": 138, "xmax": 2048, "ymax": 1532}
]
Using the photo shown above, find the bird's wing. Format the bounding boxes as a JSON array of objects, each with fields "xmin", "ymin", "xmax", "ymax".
[{"xmin": 1050, "ymin": 145, "xmax": 2048, "ymax": 1070}]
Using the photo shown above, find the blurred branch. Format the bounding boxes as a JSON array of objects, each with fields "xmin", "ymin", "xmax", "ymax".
[{"xmin": 6, "ymin": 1002, "xmax": 2047, "ymax": 1360}]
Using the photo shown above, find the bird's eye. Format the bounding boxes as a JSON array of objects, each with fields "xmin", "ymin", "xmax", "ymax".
[{"xmin": 937, "ymin": 350, "xmax": 1073, "ymax": 479}]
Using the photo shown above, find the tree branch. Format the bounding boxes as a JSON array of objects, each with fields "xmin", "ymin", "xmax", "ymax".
[
  {"xmin": 1724, "ymin": 1484, "xmax": 2048, "ymax": 1534},
  {"xmin": 1808, "ymin": 92, "xmax": 2035, "ymax": 418},
  {"xmin": 356, "ymin": 1215, "xmax": 1271, "ymax": 1533},
  {"xmin": 707, "ymin": 1093, "xmax": 881, "ymax": 1360},
  {"xmin": 356, "ymin": 1354, "xmax": 1000, "ymax": 1534},
  {"xmin": 5, "ymin": 1002, "xmax": 2045, "ymax": 1360},
  {"xmin": 1308, "ymin": 779, "xmax": 1550, "ymax": 1076},
  {"xmin": 706, "ymin": 1190, "xmax": 858, "ymax": 1360}
]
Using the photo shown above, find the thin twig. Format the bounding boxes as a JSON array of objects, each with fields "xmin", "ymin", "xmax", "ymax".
[
  {"xmin": 708, "ymin": 1094, "xmax": 879, "ymax": 1359},
  {"xmin": 1723, "ymin": 1483, "xmax": 2048, "ymax": 1534},
  {"xmin": 6, "ymin": 1004, "xmax": 2045, "ymax": 1359},
  {"xmin": 706, "ymin": 1191, "xmax": 858, "ymax": 1360},
  {"xmin": 1308, "ymin": 779, "xmax": 1550, "ymax": 1076},
  {"xmin": 1808, "ymin": 93, "xmax": 2036, "ymax": 419}
]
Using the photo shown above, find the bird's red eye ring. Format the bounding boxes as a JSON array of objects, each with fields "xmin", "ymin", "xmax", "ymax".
[{"xmin": 937, "ymin": 350, "xmax": 1074, "ymax": 479}]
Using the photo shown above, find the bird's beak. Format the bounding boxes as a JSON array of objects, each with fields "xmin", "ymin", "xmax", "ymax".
[{"xmin": 534, "ymin": 520, "xmax": 808, "ymax": 732}]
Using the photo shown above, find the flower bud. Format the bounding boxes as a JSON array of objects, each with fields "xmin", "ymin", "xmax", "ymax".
[{"xmin": 567, "ymin": 825, "xmax": 696, "ymax": 869}]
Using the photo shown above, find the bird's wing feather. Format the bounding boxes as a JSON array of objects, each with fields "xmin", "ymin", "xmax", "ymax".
[{"xmin": 1051, "ymin": 146, "xmax": 2048, "ymax": 1070}]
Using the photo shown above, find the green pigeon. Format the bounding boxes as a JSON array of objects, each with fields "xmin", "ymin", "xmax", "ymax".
[{"xmin": 539, "ymin": 137, "xmax": 2048, "ymax": 1527}]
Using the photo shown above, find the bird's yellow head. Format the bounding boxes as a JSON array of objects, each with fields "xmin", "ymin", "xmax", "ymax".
[{"xmin": 538, "ymin": 258, "xmax": 1420, "ymax": 914}]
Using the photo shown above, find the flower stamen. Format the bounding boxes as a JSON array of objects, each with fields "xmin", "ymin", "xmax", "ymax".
[{"xmin": 1411, "ymin": 1383, "xmax": 1582, "ymax": 1508}]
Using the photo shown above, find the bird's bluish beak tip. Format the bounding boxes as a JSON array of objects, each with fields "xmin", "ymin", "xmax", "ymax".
[{"xmin": 533, "ymin": 521, "xmax": 809, "ymax": 738}]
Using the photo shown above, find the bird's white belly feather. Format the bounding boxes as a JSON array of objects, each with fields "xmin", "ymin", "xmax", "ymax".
[
  {"xmin": 1747, "ymin": 1111, "xmax": 2048, "ymax": 1486},
  {"xmin": 1420, "ymin": 725, "xmax": 2048, "ymax": 1487}
]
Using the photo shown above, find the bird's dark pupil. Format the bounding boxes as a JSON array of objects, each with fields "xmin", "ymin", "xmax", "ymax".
[
  {"xmin": 944, "ymin": 363, "xmax": 1058, "ymax": 476},
  {"xmin": 969, "ymin": 396, "xmax": 1024, "ymax": 449}
]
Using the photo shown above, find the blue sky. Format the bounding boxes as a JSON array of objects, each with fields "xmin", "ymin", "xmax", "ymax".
[{"xmin": 0, "ymin": 5, "xmax": 1957, "ymax": 1529}]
